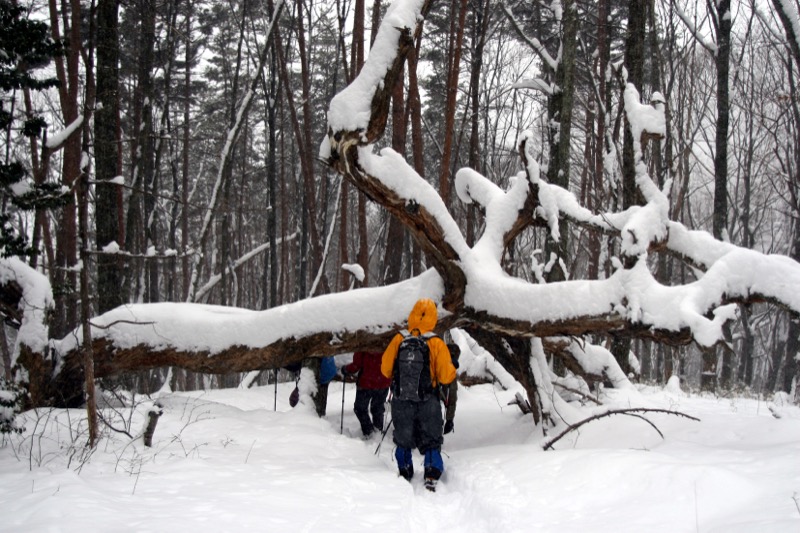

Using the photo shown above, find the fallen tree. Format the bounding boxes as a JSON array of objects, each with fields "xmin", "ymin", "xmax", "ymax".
[{"xmin": 5, "ymin": 0, "xmax": 800, "ymax": 422}]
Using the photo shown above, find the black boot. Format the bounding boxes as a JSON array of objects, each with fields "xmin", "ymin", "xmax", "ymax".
[
  {"xmin": 424, "ymin": 466, "xmax": 441, "ymax": 492},
  {"xmin": 398, "ymin": 465, "xmax": 414, "ymax": 481}
]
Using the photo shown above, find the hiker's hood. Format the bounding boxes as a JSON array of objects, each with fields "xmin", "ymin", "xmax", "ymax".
[{"xmin": 407, "ymin": 298, "xmax": 437, "ymax": 334}]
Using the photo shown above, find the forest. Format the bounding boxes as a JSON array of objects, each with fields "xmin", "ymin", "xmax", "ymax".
[{"xmin": 2, "ymin": 0, "xmax": 800, "ymax": 444}]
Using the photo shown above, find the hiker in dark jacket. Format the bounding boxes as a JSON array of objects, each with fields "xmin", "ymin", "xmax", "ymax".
[
  {"xmin": 342, "ymin": 351, "xmax": 391, "ymax": 437},
  {"xmin": 381, "ymin": 298, "xmax": 456, "ymax": 491},
  {"xmin": 287, "ymin": 357, "xmax": 336, "ymax": 409},
  {"xmin": 442, "ymin": 343, "xmax": 460, "ymax": 434}
]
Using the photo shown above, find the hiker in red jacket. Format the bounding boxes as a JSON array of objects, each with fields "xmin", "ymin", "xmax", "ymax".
[{"xmin": 341, "ymin": 351, "xmax": 391, "ymax": 438}]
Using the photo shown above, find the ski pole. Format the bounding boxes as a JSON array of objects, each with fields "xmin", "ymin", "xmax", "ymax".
[
  {"xmin": 374, "ymin": 417, "xmax": 393, "ymax": 455},
  {"xmin": 340, "ymin": 377, "xmax": 346, "ymax": 434}
]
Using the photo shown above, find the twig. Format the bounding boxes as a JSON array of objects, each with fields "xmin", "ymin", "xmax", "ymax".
[
  {"xmin": 89, "ymin": 319, "xmax": 156, "ymax": 330},
  {"xmin": 552, "ymin": 382, "xmax": 603, "ymax": 405},
  {"xmin": 245, "ymin": 440, "xmax": 257, "ymax": 464},
  {"xmin": 96, "ymin": 409, "xmax": 133, "ymax": 439},
  {"xmin": 542, "ymin": 408, "xmax": 700, "ymax": 451}
]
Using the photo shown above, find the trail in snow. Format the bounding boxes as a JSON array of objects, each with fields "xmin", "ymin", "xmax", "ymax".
[{"xmin": 1, "ymin": 381, "xmax": 798, "ymax": 533}]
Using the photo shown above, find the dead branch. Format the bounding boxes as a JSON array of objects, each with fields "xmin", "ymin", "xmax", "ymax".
[
  {"xmin": 552, "ymin": 382, "xmax": 603, "ymax": 405},
  {"xmin": 542, "ymin": 408, "xmax": 701, "ymax": 451}
]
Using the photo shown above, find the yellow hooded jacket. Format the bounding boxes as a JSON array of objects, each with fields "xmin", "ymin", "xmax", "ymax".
[{"xmin": 381, "ymin": 299, "xmax": 457, "ymax": 388}]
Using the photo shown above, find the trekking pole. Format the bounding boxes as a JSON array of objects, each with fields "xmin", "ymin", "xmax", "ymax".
[
  {"xmin": 273, "ymin": 368, "xmax": 278, "ymax": 411},
  {"xmin": 340, "ymin": 378, "xmax": 346, "ymax": 434},
  {"xmin": 374, "ymin": 417, "xmax": 393, "ymax": 455}
]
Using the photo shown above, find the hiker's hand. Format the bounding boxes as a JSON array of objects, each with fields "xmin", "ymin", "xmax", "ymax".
[{"xmin": 443, "ymin": 420, "xmax": 454, "ymax": 434}]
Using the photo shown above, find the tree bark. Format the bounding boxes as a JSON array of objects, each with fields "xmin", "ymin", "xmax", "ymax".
[
  {"xmin": 383, "ymin": 66, "xmax": 407, "ymax": 285},
  {"xmin": 95, "ymin": 0, "xmax": 124, "ymax": 314},
  {"xmin": 437, "ymin": 0, "xmax": 469, "ymax": 207},
  {"xmin": 612, "ymin": 0, "xmax": 646, "ymax": 377},
  {"xmin": 712, "ymin": 0, "xmax": 731, "ymax": 241},
  {"xmin": 48, "ymin": 0, "xmax": 82, "ymax": 338}
]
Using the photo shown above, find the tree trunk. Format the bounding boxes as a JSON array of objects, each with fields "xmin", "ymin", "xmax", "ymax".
[
  {"xmin": 80, "ymin": 3, "xmax": 98, "ymax": 446},
  {"xmin": 264, "ymin": 0, "xmax": 279, "ymax": 309},
  {"xmin": 48, "ymin": 0, "xmax": 82, "ymax": 338},
  {"xmin": 466, "ymin": 0, "xmax": 489, "ymax": 247},
  {"xmin": 383, "ymin": 67, "xmax": 407, "ymax": 285},
  {"xmin": 181, "ymin": 0, "xmax": 194, "ymax": 300},
  {"xmin": 95, "ymin": 0, "xmax": 123, "ymax": 314},
  {"xmin": 467, "ymin": 328, "xmax": 542, "ymax": 425},
  {"xmin": 712, "ymin": 0, "xmax": 731, "ymax": 241},
  {"xmin": 437, "ymin": 0, "xmax": 468, "ymax": 207},
  {"xmin": 543, "ymin": 0, "xmax": 577, "ymax": 283},
  {"xmin": 612, "ymin": 0, "xmax": 646, "ymax": 377}
]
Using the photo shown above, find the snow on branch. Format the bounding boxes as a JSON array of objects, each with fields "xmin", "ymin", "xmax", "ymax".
[
  {"xmin": 461, "ymin": 165, "xmax": 538, "ymax": 264},
  {"xmin": 45, "ymin": 115, "xmax": 84, "ymax": 150},
  {"xmin": 501, "ymin": 1, "xmax": 559, "ymax": 71},
  {"xmin": 455, "ymin": 167, "xmax": 505, "ymax": 210},
  {"xmin": 673, "ymin": 2, "xmax": 718, "ymax": 55},
  {"xmin": 772, "ymin": 0, "xmax": 800, "ymax": 69},
  {"xmin": 620, "ymin": 84, "xmax": 669, "ymax": 258},
  {"xmin": 357, "ymin": 145, "xmax": 470, "ymax": 259},
  {"xmin": 449, "ymin": 163, "xmax": 800, "ymax": 346},
  {"xmin": 193, "ymin": 232, "xmax": 299, "ymax": 302},
  {"xmin": 512, "ymin": 78, "xmax": 555, "ymax": 95},
  {"xmin": 327, "ymin": 0, "xmax": 429, "ymax": 134},
  {"xmin": 342, "ymin": 263, "xmax": 365, "ymax": 283}
]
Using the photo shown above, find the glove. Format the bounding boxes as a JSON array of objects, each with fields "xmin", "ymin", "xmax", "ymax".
[
  {"xmin": 443, "ymin": 420, "xmax": 454, "ymax": 434},
  {"xmin": 340, "ymin": 366, "xmax": 357, "ymax": 383},
  {"xmin": 439, "ymin": 387, "xmax": 450, "ymax": 406}
]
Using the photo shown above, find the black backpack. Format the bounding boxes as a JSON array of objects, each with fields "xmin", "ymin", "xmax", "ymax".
[{"xmin": 392, "ymin": 329, "xmax": 437, "ymax": 401}]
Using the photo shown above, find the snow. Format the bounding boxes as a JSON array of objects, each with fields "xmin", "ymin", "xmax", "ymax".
[
  {"xmin": 0, "ymin": 258, "xmax": 53, "ymax": 361},
  {"xmin": 45, "ymin": 115, "xmax": 84, "ymax": 149},
  {"xmin": 52, "ymin": 270, "xmax": 446, "ymax": 360},
  {"xmin": 342, "ymin": 263, "xmax": 365, "ymax": 282},
  {"xmin": 0, "ymin": 0, "xmax": 798, "ymax": 527},
  {"xmin": 512, "ymin": 77, "xmax": 554, "ymax": 95},
  {"xmin": 101, "ymin": 241, "xmax": 121, "ymax": 254},
  {"xmin": 1, "ymin": 382, "xmax": 798, "ymax": 532},
  {"xmin": 327, "ymin": 0, "xmax": 427, "ymax": 133},
  {"xmin": 777, "ymin": 0, "xmax": 800, "ymax": 48},
  {"xmin": 500, "ymin": 2, "xmax": 558, "ymax": 72}
]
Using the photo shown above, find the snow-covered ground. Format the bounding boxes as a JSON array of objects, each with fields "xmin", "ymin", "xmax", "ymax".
[{"xmin": 1, "ymin": 380, "xmax": 798, "ymax": 533}]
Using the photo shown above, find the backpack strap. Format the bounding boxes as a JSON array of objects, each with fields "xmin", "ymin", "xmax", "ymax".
[
  {"xmin": 420, "ymin": 332, "xmax": 439, "ymax": 386},
  {"xmin": 392, "ymin": 330, "xmax": 410, "ymax": 386}
]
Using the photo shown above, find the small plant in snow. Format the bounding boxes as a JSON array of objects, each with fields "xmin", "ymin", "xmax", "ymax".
[{"xmin": 0, "ymin": 378, "xmax": 25, "ymax": 435}]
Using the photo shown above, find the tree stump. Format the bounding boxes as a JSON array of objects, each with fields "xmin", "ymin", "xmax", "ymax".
[{"xmin": 143, "ymin": 403, "xmax": 163, "ymax": 447}]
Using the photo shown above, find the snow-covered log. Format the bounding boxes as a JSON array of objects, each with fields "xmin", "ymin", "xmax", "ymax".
[{"xmin": 0, "ymin": 258, "xmax": 54, "ymax": 406}]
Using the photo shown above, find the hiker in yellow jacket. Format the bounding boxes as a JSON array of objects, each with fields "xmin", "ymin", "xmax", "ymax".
[{"xmin": 382, "ymin": 298, "xmax": 456, "ymax": 491}]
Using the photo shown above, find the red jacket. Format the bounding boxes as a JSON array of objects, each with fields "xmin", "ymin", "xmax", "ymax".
[{"xmin": 344, "ymin": 351, "xmax": 391, "ymax": 390}]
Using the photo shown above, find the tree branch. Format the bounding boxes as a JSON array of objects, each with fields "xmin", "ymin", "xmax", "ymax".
[{"xmin": 542, "ymin": 408, "xmax": 701, "ymax": 450}]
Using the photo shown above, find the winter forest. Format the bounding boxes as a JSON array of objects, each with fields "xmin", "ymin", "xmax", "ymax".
[{"xmin": 2, "ymin": 0, "xmax": 800, "ymax": 451}]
